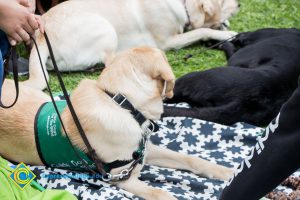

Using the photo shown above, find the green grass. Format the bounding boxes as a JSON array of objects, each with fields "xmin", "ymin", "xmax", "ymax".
[
  {"xmin": 18, "ymin": 0, "xmax": 300, "ymax": 92},
  {"xmin": 169, "ymin": 0, "xmax": 300, "ymax": 78}
]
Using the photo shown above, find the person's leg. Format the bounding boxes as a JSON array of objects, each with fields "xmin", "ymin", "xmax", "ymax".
[
  {"xmin": 0, "ymin": 30, "xmax": 10, "ymax": 96},
  {"xmin": 0, "ymin": 50, "xmax": 3, "ymax": 96},
  {"xmin": 219, "ymin": 76, "xmax": 300, "ymax": 200}
]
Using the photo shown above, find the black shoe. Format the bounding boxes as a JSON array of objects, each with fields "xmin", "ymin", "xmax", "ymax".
[{"xmin": 7, "ymin": 56, "xmax": 29, "ymax": 76}]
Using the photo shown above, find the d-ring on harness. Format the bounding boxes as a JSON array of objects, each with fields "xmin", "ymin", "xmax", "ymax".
[{"xmin": 31, "ymin": 32, "xmax": 158, "ymax": 182}]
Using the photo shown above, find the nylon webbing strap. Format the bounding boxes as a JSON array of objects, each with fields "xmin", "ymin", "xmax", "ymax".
[
  {"xmin": 43, "ymin": 32, "xmax": 107, "ymax": 175},
  {"xmin": 31, "ymin": 36, "xmax": 98, "ymax": 174},
  {"xmin": 0, "ymin": 47, "xmax": 19, "ymax": 108}
]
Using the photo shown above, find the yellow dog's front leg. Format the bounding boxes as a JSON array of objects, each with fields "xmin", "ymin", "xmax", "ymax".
[
  {"xmin": 117, "ymin": 173, "xmax": 177, "ymax": 200},
  {"xmin": 145, "ymin": 143, "xmax": 233, "ymax": 181}
]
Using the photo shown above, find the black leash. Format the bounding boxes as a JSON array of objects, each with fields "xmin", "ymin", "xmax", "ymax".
[
  {"xmin": 0, "ymin": 47, "xmax": 19, "ymax": 108},
  {"xmin": 30, "ymin": 35, "xmax": 100, "ymax": 175},
  {"xmin": 31, "ymin": 33, "xmax": 107, "ymax": 176},
  {"xmin": 184, "ymin": 36, "xmax": 237, "ymax": 60},
  {"xmin": 170, "ymin": 35, "xmax": 237, "ymax": 65}
]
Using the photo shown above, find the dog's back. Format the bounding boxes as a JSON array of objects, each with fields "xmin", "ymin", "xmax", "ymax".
[
  {"xmin": 220, "ymin": 28, "xmax": 300, "ymax": 59},
  {"xmin": 164, "ymin": 28, "xmax": 300, "ymax": 126},
  {"xmin": 227, "ymin": 28, "xmax": 300, "ymax": 69},
  {"xmin": 230, "ymin": 28, "xmax": 300, "ymax": 47}
]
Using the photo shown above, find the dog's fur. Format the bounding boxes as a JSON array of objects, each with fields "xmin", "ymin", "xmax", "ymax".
[
  {"xmin": 163, "ymin": 28, "xmax": 300, "ymax": 126},
  {"xmin": 0, "ymin": 47, "xmax": 232, "ymax": 200},
  {"xmin": 24, "ymin": 0, "xmax": 239, "ymax": 90}
]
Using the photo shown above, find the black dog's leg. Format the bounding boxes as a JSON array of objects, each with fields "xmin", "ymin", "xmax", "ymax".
[
  {"xmin": 163, "ymin": 106, "xmax": 195, "ymax": 118},
  {"xmin": 218, "ymin": 42, "xmax": 236, "ymax": 60},
  {"xmin": 163, "ymin": 102, "xmax": 238, "ymax": 125}
]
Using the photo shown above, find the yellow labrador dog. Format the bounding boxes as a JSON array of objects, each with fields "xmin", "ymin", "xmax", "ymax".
[
  {"xmin": 25, "ymin": 0, "xmax": 239, "ymax": 90},
  {"xmin": 1, "ymin": 47, "xmax": 232, "ymax": 200}
]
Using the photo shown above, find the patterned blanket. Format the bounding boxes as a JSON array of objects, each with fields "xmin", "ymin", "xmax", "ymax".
[{"xmin": 23, "ymin": 103, "xmax": 298, "ymax": 200}]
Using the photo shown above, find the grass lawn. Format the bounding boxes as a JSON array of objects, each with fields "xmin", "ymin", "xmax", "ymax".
[{"xmin": 19, "ymin": 0, "xmax": 300, "ymax": 92}]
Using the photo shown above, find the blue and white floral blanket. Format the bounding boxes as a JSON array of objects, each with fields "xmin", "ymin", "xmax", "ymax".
[{"xmin": 22, "ymin": 103, "xmax": 298, "ymax": 199}]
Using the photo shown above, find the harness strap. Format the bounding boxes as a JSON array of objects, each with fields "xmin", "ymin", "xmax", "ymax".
[
  {"xmin": 106, "ymin": 92, "xmax": 146, "ymax": 126},
  {"xmin": 105, "ymin": 160, "xmax": 134, "ymax": 172},
  {"xmin": 105, "ymin": 92, "xmax": 159, "ymax": 132},
  {"xmin": 0, "ymin": 47, "xmax": 19, "ymax": 108}
]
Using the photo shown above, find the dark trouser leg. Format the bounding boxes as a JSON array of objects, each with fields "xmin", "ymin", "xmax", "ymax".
[{"xmin": 220, "ymin": 76, "xmax": 300, "ymax": 200}]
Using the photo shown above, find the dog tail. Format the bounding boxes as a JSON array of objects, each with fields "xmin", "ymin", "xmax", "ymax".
[{"xmin": 26, "ymin": 33, "xmax": 50, "ymax": 90}]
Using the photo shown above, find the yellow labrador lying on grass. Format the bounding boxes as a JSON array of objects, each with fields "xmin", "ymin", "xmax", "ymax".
[
  {"xmin": 1, "ymin": 47, "xmax": 232, "ymax": 200},
  {"xmin": 25, "ymin": 0, "xmax": 239, "ymax": 90}
]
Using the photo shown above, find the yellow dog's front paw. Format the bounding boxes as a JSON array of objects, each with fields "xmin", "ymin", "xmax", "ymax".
[
  {"xmin": 221, "ymin": 31, "xmax": 238, "ymax": 41},
  {"xmin": 206, "ymin": 164, "xmax": 234, "ymax": 181}
]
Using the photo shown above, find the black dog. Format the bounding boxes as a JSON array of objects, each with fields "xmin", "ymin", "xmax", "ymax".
[{"xmin": 163, "ymin": 28, "xmax": 300, "ymax": 126}]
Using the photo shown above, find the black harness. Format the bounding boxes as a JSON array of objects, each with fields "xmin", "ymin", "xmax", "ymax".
[{"xmin": 103, "ymin": 92, "xmax": 159, "ymax": 180}]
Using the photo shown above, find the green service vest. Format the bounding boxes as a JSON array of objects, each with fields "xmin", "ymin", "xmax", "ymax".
[{"xmin": 35, "ymin": 101, "xmax": 97, "ymax": 171}]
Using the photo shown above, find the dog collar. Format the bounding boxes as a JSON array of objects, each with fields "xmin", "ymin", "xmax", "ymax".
[{"xmin": 183, "ymin": 0, "xmax": 192, "ymax": 32}]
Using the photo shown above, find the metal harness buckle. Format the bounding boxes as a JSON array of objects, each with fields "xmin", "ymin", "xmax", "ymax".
[{"xmin": 112, "ymin": 93, "xmax": 127, "ymax": 106}]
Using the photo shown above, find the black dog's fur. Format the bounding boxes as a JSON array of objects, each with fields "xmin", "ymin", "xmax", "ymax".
[{"xmin": 163, "ymin": 28, "xmax": 300, "ymax": 126}]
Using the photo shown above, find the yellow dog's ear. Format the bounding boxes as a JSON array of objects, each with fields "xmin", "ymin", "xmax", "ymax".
[
  {"xmin": 128, "ymin": 47, "xmax": 175, "ymax": 98},
  {"xmin": 157, "ymin": 67, "xmax": 175, "ymax": 99},
  {"xmin": 200, "ymin": 0, "xmax": 218, "ymax": 17},
  {"xmin": 154, "ymin": 52, "xmax": 175, "ymax": 99}
]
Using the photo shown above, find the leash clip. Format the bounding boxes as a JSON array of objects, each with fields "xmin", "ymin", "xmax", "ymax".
[{"xmin": 102, "ymin": 167, "xmax": 134, "ymax": 182}]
